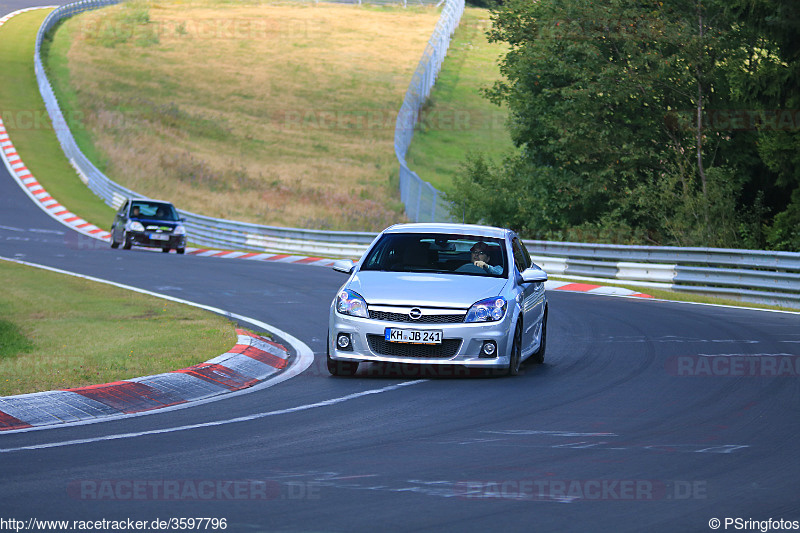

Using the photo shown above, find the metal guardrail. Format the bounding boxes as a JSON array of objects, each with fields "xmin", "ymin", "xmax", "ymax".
[
  {"xmin": 34, "ymin": 0, "xmax": 461, "ymax": 252},
  {"xmin": 32, "ymin": 1, "xmax": 800, "ymax": 309},
  {"xmin": 525, "ymin": 240, "xmax": 800, "ymax": 309}
]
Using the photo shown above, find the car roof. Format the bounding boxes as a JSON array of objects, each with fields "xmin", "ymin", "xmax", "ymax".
[{"xmin": 382, "ymin": 223, "xmax": 510, "ymax": 240}]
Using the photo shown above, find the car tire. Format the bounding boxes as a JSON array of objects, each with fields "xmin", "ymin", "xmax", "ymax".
[
  {"xmin": 162, "ymin": 247, "xmax": 170, "ymax": 253},
  {"xmin": 176, "ymin": 247, "xmax": 185, "ymax": 255},
  {"xmin": 531, "ymin": 308, "xmax": 547, "ymax": 364},
  {"xmin": 122, "ymin": 232, "xmax": 132, "ymax": 250},
  {"xmin": 110, "ymin": 232, "xmax": 120, "ymax": 249},
  {"xmin": 506, "ymin": 321, "xmax": 522, "ymax": 376},
  {"xmin": 327, "ymin": 335, "xmax": 358, "ymax": 377}
]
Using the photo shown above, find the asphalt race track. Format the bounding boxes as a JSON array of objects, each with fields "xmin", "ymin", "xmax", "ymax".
[{"xmin": 2, "ymin": 5, "xmax": 800, "ymax": 533}]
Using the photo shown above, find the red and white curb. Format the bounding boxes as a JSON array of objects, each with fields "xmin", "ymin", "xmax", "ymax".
[
  {"xmin": 0, "ymin": 118, "xmax": 113, "ymax": 242},
  {"xmin": 185, "ymin": 248, "xmax": 337, "ymax": 267},
  {"xmin": 0, "ymin": 329, "xmax": 290, "ymax": 431},
  {"xmin": 546, "ymin": 280, "xmax": 653, "ymax": 299}
]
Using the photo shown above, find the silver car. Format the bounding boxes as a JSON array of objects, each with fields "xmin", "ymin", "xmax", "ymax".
[{"xmin": 327, "ymin": 223, "xmax": 548, "ymax": 376}]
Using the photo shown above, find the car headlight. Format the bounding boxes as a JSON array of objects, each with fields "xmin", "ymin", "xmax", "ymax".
[
  {"xmin": 128, "ymin": 221, "xmax": 145, "ymax": 232},
  {"xmin": 465, "ymin": 297, "xmax": 507, "ymax": 323},
  {"xmin": 336, "ymin": 289, "xmax": 368, "ymax": 318},
  {"xmin": 173, "ymin": 225, "xmax": 186, "ymax": 236}
]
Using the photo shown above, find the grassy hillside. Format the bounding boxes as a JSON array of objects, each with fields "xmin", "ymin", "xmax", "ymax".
[{"xmin": 45, "ymin": 0, "xmax": 441, "ymax": 231}]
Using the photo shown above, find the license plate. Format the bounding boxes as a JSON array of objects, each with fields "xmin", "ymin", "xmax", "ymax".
[
  {"xmin": 385, "ymin": 328, "xmax": 442, "ymax": 345},
  {"xmin": 149, "ymin": 233, "xmax": 169, "ymax": 241}
]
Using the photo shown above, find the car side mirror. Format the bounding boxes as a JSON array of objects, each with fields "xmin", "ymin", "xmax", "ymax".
[
  {"xmin": 521, "ymin": 267, "xmax": 548, "ymax": 283},
  {"xmin": 332, "ymin": 259, "xmax": 355, "ymax": 274}
]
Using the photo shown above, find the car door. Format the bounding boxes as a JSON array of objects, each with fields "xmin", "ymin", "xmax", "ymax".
[
  {"xmin": 512, "ymin": 236, "xmax": 545, "ymax": 356},
  {"xmin": 112, "ymin": 201, "xmax": 129, "ymax": 241}
]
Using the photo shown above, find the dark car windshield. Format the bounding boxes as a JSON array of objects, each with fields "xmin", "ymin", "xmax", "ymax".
[
  {"xmin": 360, "ymin": 233, "xmax": 507, "ymax": 277},
  {"xmin": 130, "ymin": 201, "xmax": 180, "ymax": 222}
]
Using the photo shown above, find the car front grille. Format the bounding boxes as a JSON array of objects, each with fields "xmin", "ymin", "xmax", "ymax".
[
  {"xmin": 366, "ymin": 335, "xmax": 462, "ymax": 359},
  {"xmin": 368, "ymin": 310, "xmax": 465, "ymax": 324}
]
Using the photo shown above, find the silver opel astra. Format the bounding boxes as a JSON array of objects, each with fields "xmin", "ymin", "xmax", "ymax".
[{"xmin": 327, "ymin": 223, "xmax": 548, "ymax": 376}]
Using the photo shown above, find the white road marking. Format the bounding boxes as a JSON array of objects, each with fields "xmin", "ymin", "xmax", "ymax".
[
  {"xmin": 0, "ymin": 380, "xmax": 426, "ymax": 453},
  {"xmin": 482, "ymin": 430, "xmax": 619, "ymax": 437}
]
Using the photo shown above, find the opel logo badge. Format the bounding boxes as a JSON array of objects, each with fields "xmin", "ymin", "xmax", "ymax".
[{"xmin": 409, "ymin": 308, "xmax": 422, "ymax": 320}]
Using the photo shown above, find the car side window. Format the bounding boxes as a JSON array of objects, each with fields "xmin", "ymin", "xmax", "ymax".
[
  {"xmin": 512, "ymin": 238, "xmax": 531, "ymax": 272},
  {"xmin": 518, "ymin": 238, "xmax": 533, "ymax": 269}
]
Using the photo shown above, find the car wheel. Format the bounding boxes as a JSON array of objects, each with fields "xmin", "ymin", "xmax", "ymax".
[
  {"xmin": 122, "ymin": 232, "xmax": 132, "ymax": 250},
  {"xmin": 506, "ymin": 321, "xmax": 522, "ymax": 376},
  {"xmin": 531, "ymin": 308, "xmax": 547, "ymax": 364},
  {"xmin": 327, "ymin": 334, "xmax": 358, "ymax": 377},
  {"xmin": 110, "ymin": 231, "xmax": 119, "ymax": 249},
  {"xmin": 176, "ymin": 247, "xmax": 185, "ymax": 255},
  {"xmin": 161, "ymin": 247, "xmax": 170, "ymax": 253}
]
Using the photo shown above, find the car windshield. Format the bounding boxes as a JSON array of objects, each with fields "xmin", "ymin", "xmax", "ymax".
[
  {"xmin": 130, "ymin": 201, "xmax": 179, "ymax": 222},
  {"xmin": 360, "ymin": 233, "xmax": 507, "ymax": 277}
]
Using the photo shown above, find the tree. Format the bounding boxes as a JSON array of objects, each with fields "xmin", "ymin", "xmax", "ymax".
[
  {"xmin": 723, "ymin": 0, "xmax": 800, "ymax": 250},
  {"xmin": 450, "ymin": 0, "xmax": 790, "ymax": 248}
]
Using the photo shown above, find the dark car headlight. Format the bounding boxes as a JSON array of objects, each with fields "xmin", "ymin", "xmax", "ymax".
[
  {"xmin": 127, "ymin": 221, "xmax": 145, "ymax": 232},
  {"xmin": 336, "ymin": 289, "xmax": 368, "ymax": 318},
  {"xmin": 173, "ymin": 225, "xmax": 186, "ymax": 236},
  {"xmin": 465, "ymin": 297, "xmax": 507, "ymax": 323}
]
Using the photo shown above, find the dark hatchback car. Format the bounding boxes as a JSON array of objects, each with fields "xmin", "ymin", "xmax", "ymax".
[{"xmin": 110, "ymin": 199, "xmax": 187, "ymax": 254}]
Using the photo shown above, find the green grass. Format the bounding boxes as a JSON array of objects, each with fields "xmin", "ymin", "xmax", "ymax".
[
  {"xmin": 0, "ymin": 10, "xmax": 115, "ymax": 230},
  {"xmin": 405, "ymin": 7, "xmax": 516, "ymax": 193},
  {"xmin": 0, "ymin": 259, "xmax": 238, "ymax": 396},
  {"xmin": 0, "ymin": 319, "xmax": 35, "ymax": 357}
]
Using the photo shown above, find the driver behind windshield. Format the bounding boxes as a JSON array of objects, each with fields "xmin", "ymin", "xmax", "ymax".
[{"xmin": 470, "ymin": 241, "xmax": 502, "ymax": 275}]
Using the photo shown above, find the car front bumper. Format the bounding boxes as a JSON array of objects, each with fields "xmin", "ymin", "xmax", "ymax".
[
  {"xmin": 129, "ymin": 232, "xmax": 186, "ymax": 249},
  {"xmin": 328, "ymin": 308, "xmax": 515, "ymax": 369}
]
